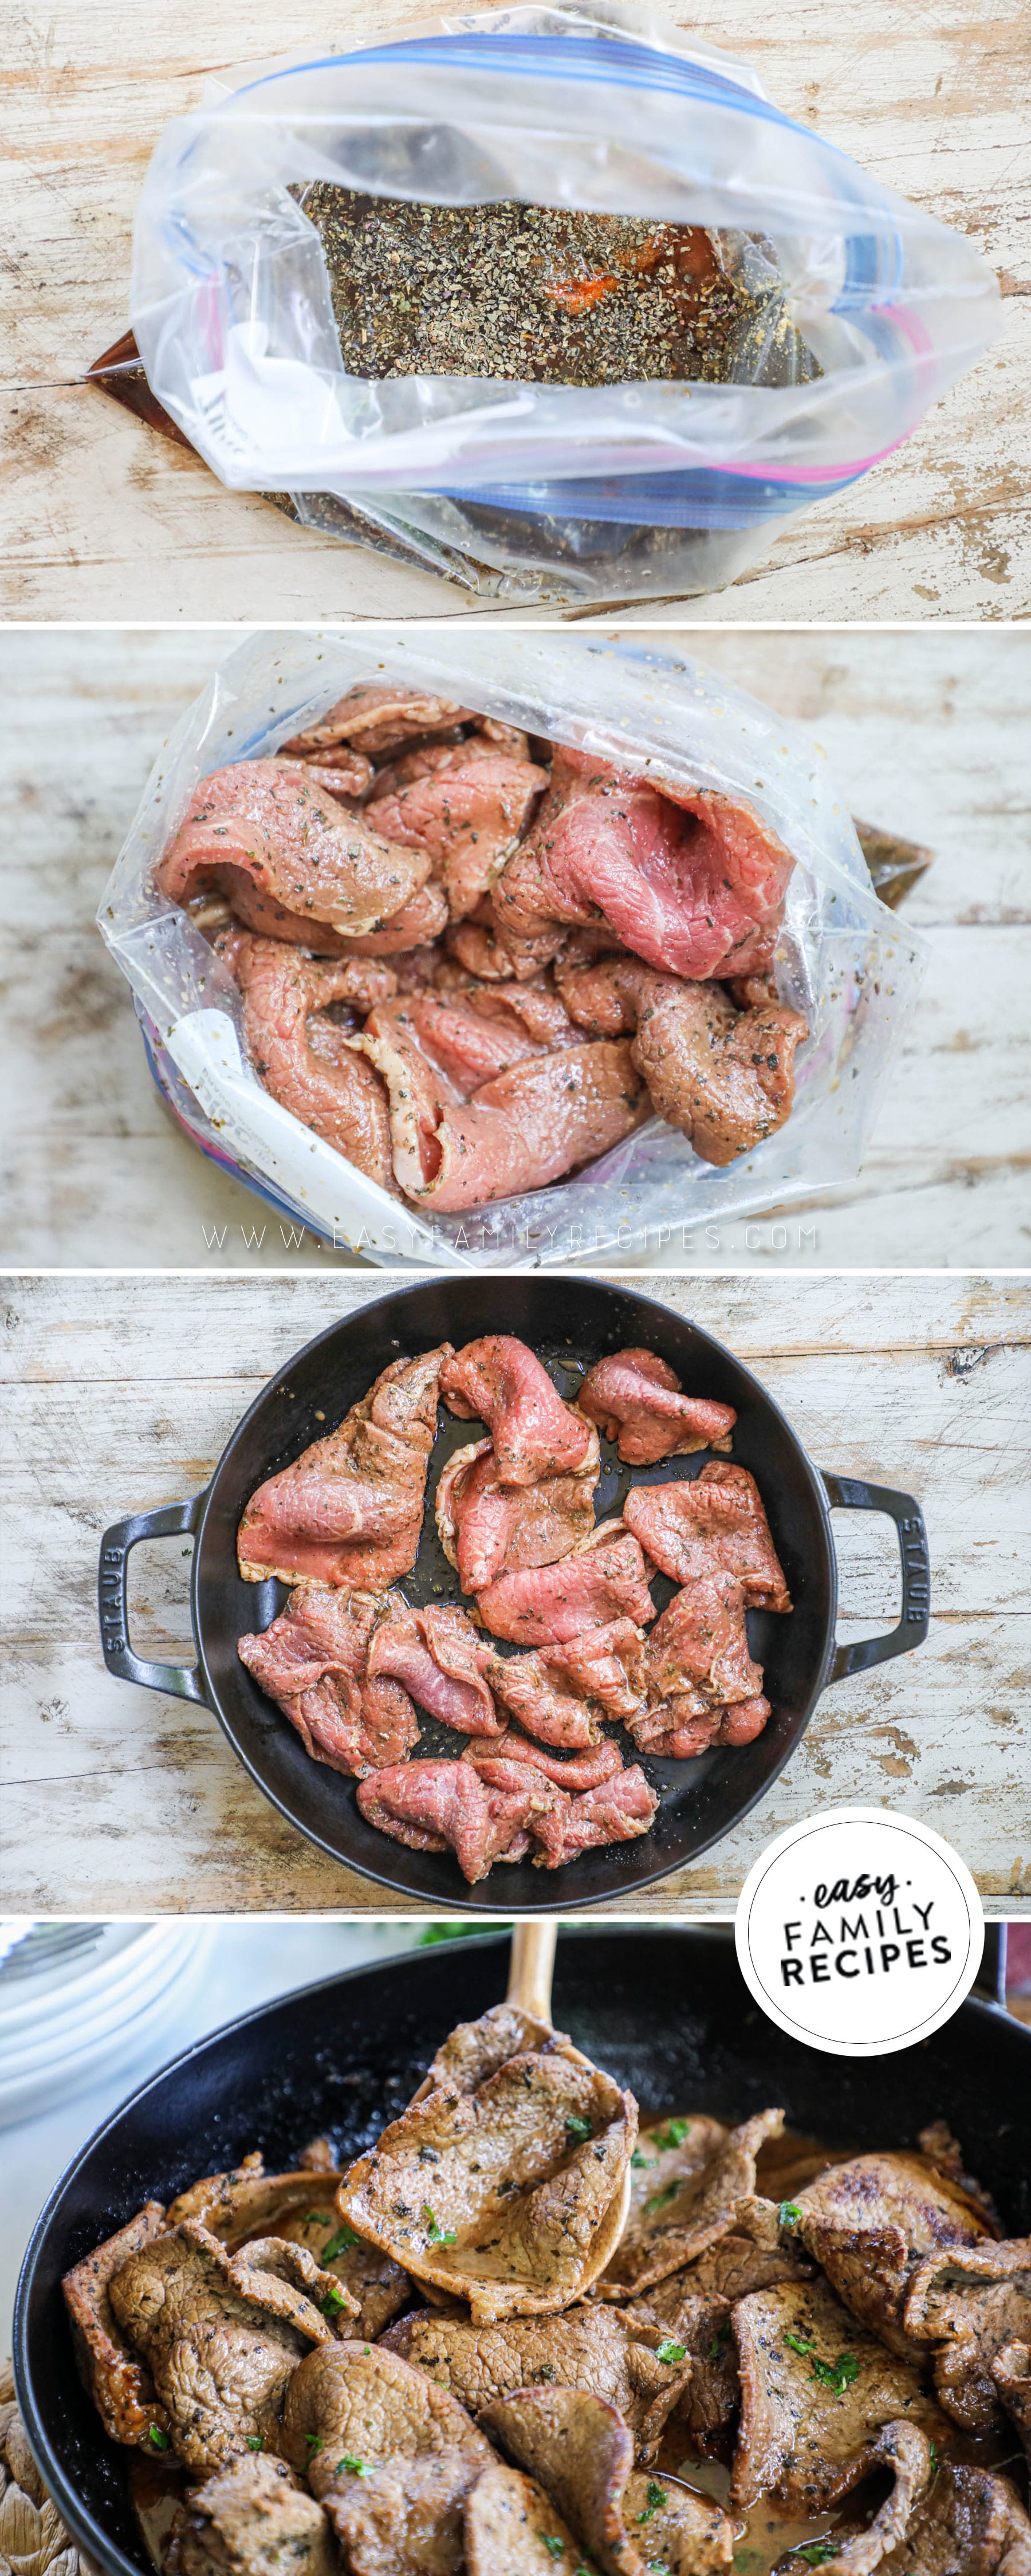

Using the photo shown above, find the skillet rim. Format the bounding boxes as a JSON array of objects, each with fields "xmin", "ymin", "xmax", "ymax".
[
  {"xmin": 13, "ymin": 1923, "xmax": 1026, "ymax": 2576},
  {"xmin": 184, "ymin": 1273, "xmax": 841, "ymax": 1907}
]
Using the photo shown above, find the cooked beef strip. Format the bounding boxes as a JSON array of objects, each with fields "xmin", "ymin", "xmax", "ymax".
[
  {"xmin": 237, "ymin": 1346, "xmax": 451, "ymax": 1590},
  {"xmin": 481, "ymin": 2386, "xmax": 734, "ymax": 2576},
  {"xmin": 993, "ymin": 2342, "xmax": 1031, "ymax": 2460},
  {"xmin": 873, "ymin": 2461, "xmax": 1031, "ymax": 2576},
  {"xmin": 579, "ymin": 1347, "xmax": 736, "ymax": 1465},
  {"xmin": 323, "ymin": 2448, "xmax": 485, "ymax": 2576},
  {"xmin": 439, "ymin": 1338, "xmax": 594, "ymax": 1485},
  {"xmin": 903, "ymin": 2239, "xmax": 1031, "ymax": 2431},
  {"xmin": 600, "ymin": 2110, "xmax": 784, "ymax": 2298},
  {"xmin": 463, "ymin": 2459, "xmax": 584, "ymax": 2575},
  {"xmin": 337, "ymin": 2032, "xmax": 634, "ymax": 2319},
  {"xmin": 769, "ymin": 2421, "xmax": 935, "ymax": 2576},
  {"xmin": 729, "ymin": 2275, "xmax": 947, "ymax": 2516},
  {"xmin": 108, "ymin": 2222, "xmax": 354, "ymax": 2475},
  {"xmin": 166, "ymin": 2156, "xmax": 408, "ymax": 2334},
  {"xmin": 623, "ymin": 2211, "xmax": 812, "ymax": 2440},
  {"xmin": 62, "ymin": 2203, "xmax": 170, "ymax": 2449},
  {"xmin": 163, "ymin": 2455, "xmax": 335, "ymax": 2576},
  {"xmin": 383, "ymin": 2298, "xmax": 690, "ymax": 2460},
  {"xmin": 280, "ymin": 2341, "xmax": 493, "ymax": 2499},
  {"xmin": 796, "ymin": 2151, "xmax": 995, "ymax": 2364},
  {"xmin": 424, "ymin": 2000, "xmax": 560, "ymax": 2094}
]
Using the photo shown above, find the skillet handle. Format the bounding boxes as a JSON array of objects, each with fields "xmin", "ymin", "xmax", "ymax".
[
  {"xmin": 98, "ymin": 1495, "xmax": 208, "ymax": 1700},
  {"xmin": 821, "ymin": 1473, "xmax": 930, "ymax": 1683}
]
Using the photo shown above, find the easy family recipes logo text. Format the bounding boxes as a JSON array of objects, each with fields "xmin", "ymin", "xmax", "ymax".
[{"xmin": 777, "ymin": 1870, "xmax": 953, "ymax": 1991}]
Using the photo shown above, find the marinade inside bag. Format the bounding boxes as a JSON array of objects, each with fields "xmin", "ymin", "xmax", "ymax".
[{"xmin": 301, "ymin": 186, "xmax": 821, "ymax": 389}]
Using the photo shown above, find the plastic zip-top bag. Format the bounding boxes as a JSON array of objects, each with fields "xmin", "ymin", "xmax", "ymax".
[
  {"xmin": 97, "ymin": 630, "xmax": 928, "ymax": 1270},
  {"xmin": 128, "ymin": 2, "xmax": 1002, "ymax": 602}
]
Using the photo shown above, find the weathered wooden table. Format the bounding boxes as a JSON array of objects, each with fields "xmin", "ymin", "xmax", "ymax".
[
  {"xmin": 3, "ymin": 1271, "xmax": 1027, "ymax": 1917},
  {"xmin": 3, "ymin": 624, "xmax": 1028, "ymax": 1269},
  {"xmin": 3, "ymin": 0, "xmax": 1028, "ymax": 621}
]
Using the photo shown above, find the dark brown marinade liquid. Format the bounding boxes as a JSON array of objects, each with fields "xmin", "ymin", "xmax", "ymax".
[{"xmin": 301, "ymin": 185, "xmax": 820, "ymax": 389}]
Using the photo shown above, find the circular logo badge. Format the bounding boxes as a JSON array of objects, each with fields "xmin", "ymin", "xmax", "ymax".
[{"xmin": 735, "ymin": 1807, "xmax": 985, "ymax": 2058}]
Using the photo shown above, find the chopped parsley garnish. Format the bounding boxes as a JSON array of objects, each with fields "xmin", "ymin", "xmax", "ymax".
[
  {"xmin": 792, "ymin": 2545, "xmax": 840, "ymax": 2566},
  {"xmin": 337, "ymin": 2455, "xmax": 373, "ymax": 2478},
  {"xmin": 306, "ymin": 2435, "xmax": 323, "ymax": 2455},
  {"xmin": 631, "ymin": 2151, "xmax": 657, "ymax": 2170},
  {"xmin": 784, "ymin": 2332, "xmax": 817, "ymax": 2357},
  {"xmin": 809, "ymin": 2352, "xmax": 859, "ymax": 2395},
  {"xmin": 566, "ymin": 2114, "xmax": 593, "ymax": 2142},
  {"xmin": 423, "ymin": 2207, "xmax": 457, "ymax": 2245},
  {"xmin": 321, "ymin": 2224, "xmax": 361, "ymax": 2261},
  {"xmin": 780, "ymin": 2201, "xmax": 802, "ymax": 2228},
  {"xmin": 709, "ymin": 2323, "xmax": 732, "ymax": 2359},
  {"xmin": 651, "ymin": 2119, "xmax": 690, "ymax": 2151},
  {"xmin": 636, "ymin": 2482, "xmax": 667, "ymax": 2524},
  {"xmin": 246, "ymin": 2437, "xmax": 263, "ymax": 2453},
  {"xmin": 542, "ymin": 2542, "xmax": 565, "ymax": 2560},
  {"xmin": 655, "ymin": 2339, "xmax": 687, "ymax": 2366},
  {"xmin": 148, "ymin": 2426, "xmax": 170, "ymax": 2452},
  {"xmin": 304, "ymin": 2210, "xmax": 332, "ymax": 2225},
  {"xmin": 320, "ymin": 2284, "xmax": 348, "ymax": 2316},
  {"xmin": 537, "ymin": 2363, "xmax": 557, "ymax": 2382},
  {"xmin": 645, "ymin": 2182, "xmax": 680, "ymax": 2216}
]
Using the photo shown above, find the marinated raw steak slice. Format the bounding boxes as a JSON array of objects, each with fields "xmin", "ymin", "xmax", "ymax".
[
  {"xmin": 367, "ymin": 988, "xmax": 582, "ymax": 1105},
  {"xmin": 903, "ymin": 2240, "xmax": 1031, "ymax": 2431},
  {"xmin": 217, "ymin": 933, "xmax": 396, "ymax": 1192},
  {"xmin": 238, "ymin": 1591, "xmax": 419, "ymax": 1779},
  {"xmin": 273, "ymin": 745, "xmax": 375, "ymax": 797},
  {"xmin": 528, "ymin": 1764, "xmax": 658, "ymax": 1867},
  {"xmin": 481, "ymin": 2387, "xmax": 733, "ymax": 2576},
  {"xmin": 493, "ymin": 746, "xmax": 794, "ymax": 982},
  {"xmin": 797, "ymin": 2150, "xmax": 994, "ymax": 2363},
  {"xmin": 769, "ymin": 2421, "xmax": 935, "ymax": 2576},
  {"xmin": 579, "ymin": 1347, "xmax": 736, "ymax": 1464},
  {"xmin": 629, "ymin": 1690, "xmax": 771, "ymax": 1759},
  {"xmin": 541, "ymin": 1617, "xmax": 648, "ymax": 1718},
  {"xmin": 625, "ymin": 1461, "xmax": 791, "ymax": 1609},
  {"xmin": 62, "ymin": 2201, "xmax": 170, "ymax": 2448},
  {"xmin": 366, "ymin": 748, "xmax": 549, "ymax": 919},
  {"xmin": 440, "ymin": 1338, "xmax": 595, "ymax": 1485},
  {"xmin": 356, "ymin": 1756, "xmax": 553, "ymax": 1880},
  {"xmin": 337, "ymin": 2032, "xmax": 635, "ymax": 2321},
  {"xmin": 464, "ymin": 2461, "xmax": 584, "ymax": 2576},
  {"xmin": 477, "ymin": 1525, "xmax": 655, "ymax": 1645},
  {"xmin": 463, "ymin": 1733, "xmax": 625, "ymax": 1792},
  {"xmin": 384, "ymin": 2297, "xmax": 690, "ymax": 2458},
  {"xmin": 600, "ymin": 2110, "xmax": 784, "ymax": 2298},
  {"xmin": 644, "ymin": 1572, "xmax": 765, "ymax": 1711},
  {"xmin": 156, "ymin": 761, "xmax": 435, "ymax": 946},
  {"xmin": 237, "ymin": 1346, "xmax": 449, "ymax": 1589},
  {"xmin": 369, "ymin": 724, "xmax": 533, "ymax": 803},
  {"xmin": 282, "ymin": 683, "xmax": 478, "ymax": 762},
  {"xmin": 280, "ymin": 2339, "xmax": 492, "ymax": 2501},
  {"xmin": 872, "ymin": 2461, "xmax": 1031, "ymax": 2576},
  {"xmin": 435, "ymin": 1428, "xmax": 600, "ymax": 1594},
  {"xmin": 367, "ymin": 1603, "xmax": 503, "ymax": 1736},
  {"xmin": 164, "ymin": 2455, "xmax": 335, "ymax": 2576},
  {"xmin": 558, "ymin": 953, "xmax": 806, "ymax": 1165},
  {"xmin": 357, "ymin": 1025, "xmax": 649, "ymax": 1210},
  {"xmin": 729, "ymin": 2275, "xmax": 947, "ymax": 2515},
  {"xmin": 446, "ymin": 895, "xmax": 570, "ymax": 985},
  {"xmin": 107, "ymin": 2221, "xmax": 354, "ymax": 2474}
]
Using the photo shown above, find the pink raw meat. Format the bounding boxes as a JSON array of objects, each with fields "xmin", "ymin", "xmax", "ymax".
[
  {"xmin": 579, "ymin": 1347, "xmax": 736, "ymax": 1466},
  {"xmin": 476, "ymin": 1525, "xmax": 655, "ymax": 1645},
  {"xmin": 530, "ymin": 1766, "xmax": 659, "ymax": 1869},
  {"xmin": 367, "ymin": 1604, "xmax": 503, "ymax": 1736},
  {"xmin": 493, "ymin": 748, "xmax": 793, "ymax": 981},
  {"xmin": 625, "ymin": 1462, "xmax": 791, "ymax": 1611},
  {"xmin": 462, "ymin": 1736, "xmax": 625, "ymax": 1792},
  {"xmin": 440, "ymin": 1338, "xmax": 593, "ymax": 1485},
  {"xmin": 217, "ymin": 931, "xmax": 397, "ymax": 1192},
  {"xmin": 156, "ymin": 760, "xmax": 435, "ymax": 947},
  {"xmin": 238, "ymin": 1591, "xmax": 419, "ymax": 1778},
  {"xmin": 237, "ymin": 1346, "xmax": 449, "ymax": 1590},
  {"xmin": 629, "ymin": 1694, "xmax": 770, "ymax": 1759},
  {"xmin": 356, "ymin": 1759, "xmax": 553, "ymax": 1882},
  {"xmin": 435, "ymin": 1427, "xmax": 600, "ymax": 1594},
  {"xmin": 366, "ymin": 749, "xmax": 548, "ymax": 920},
  {"xmin": 281, "ymin": 682, "xmax": 477, "ymax": 762},
  {"xmin": 644, "ymin": 1573, "xmax": 765, "ymax": 1711}
]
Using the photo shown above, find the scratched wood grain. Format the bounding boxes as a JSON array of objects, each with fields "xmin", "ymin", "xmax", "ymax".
[
  {"xmin": 2, "ymin": 1271, "xmax": 1028, "ymax": 1917},
  {"xmin": 2, "ymin": 625, "xmax": 1028, "ymax": 1270},
  {"xmin": 2, "ymin": 0, "xmax": 1028, "ymax": 620}
]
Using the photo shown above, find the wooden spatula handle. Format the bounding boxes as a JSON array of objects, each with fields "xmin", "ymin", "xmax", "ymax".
[{"xmin": 507, "ymin": 1921, "xmax": 558, "ymax": 2024}]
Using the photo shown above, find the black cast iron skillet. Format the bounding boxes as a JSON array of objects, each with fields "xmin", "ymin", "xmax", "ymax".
[
  {"xmin": 97, "ymin": 1279, "xmax": 930, "ymax": 1909},
  {"xmin": 14, "ymin": 1924, "xmax": 1024, "ymax": 2576}
]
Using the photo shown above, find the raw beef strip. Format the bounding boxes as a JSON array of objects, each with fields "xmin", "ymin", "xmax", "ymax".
[
  {"xmin": 281, "ymin": 682, "xmax": 477, "ymax": 762},
  {"xmin": 156, "ymin": 760, "xmax": 434, "ymax": 947},
  {"xmin": 644, "ymin": 1574, "xmax": 765, "ymax": 1710},
  {"xmin": 482, "ymin": 1651, "xmax": 606, "ymax": 1750},
  {"xmin": 579, "ymin": 1346, "xmax": 736, "ymax": 1464},
  {"xmin": 558, "ymin": 954, "xmax": 807, "ymax": 1166},
  {"xmin": 541, "ymin": 1619, "xmax": 648, "ymax": 1719},
  {"xmin": 356, "ymin": 1757, "xmax": 553, "ymax": 1882},
  {"xmin": 477, "ymin": 1525, "xmax": 655, "ymax": 1645},
  {"xmin": 366, "ymin": 747, "xmax": 548, "ymax": 919},
  {"xmin": 237, "ymin": 1345, "xmax": 450, "ymax": 1588},
  {"xmin": 217, "ymin": 932, "xmax": 396, "ymax": 1191},
  {"xmin": 367, "ymin": 1604, "xmax": 505, "ymax": 1736},
  {"xmin": 463, "ymin": 1735, "xmax": 625, "ymax": 1792},
  {"xmin": 440, "ymin": 1338, "xmax": 593, "ymax": 1484},
  {"xmin": 436, "ymin": 1425, "xmax": 600, "ymax": 1592},
  {"xmin": 238, "ymin": 1589, "xmax": 419, "ymax": 1777},
  {"xmin": 529, "ymin": 1766, "xmax": 659, "ymax": 1869},
  {"xmin": 629, "ymin": 1692, "xmax": 770, "ymax": 1758},
  {"xmin": 271, "ymin": 746, "xmax": 374, "ymax": 799},
  {"xmin": 356, "ymin": 1020, "xmax": 648, "ymax": 1210},
  {"xmin": 493, "ymin": 747, "xmax": 794, "ymax": 981},
  {"xmin": 625, "ymin": 1462, "xmax": 791, "ymax": 1610}
]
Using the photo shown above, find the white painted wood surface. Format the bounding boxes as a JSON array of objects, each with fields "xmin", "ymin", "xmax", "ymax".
[
  {"xmin": 2, "ymin": 626, "xmax": 1028, "ymax": 1269},
  {"xmin": 2, "ymin": 0, "xmax": 1028, "ymax": 621},
  {"xmin": 3, "ymin": 1272, "xmax": 1028, "ymax": 1917}
]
